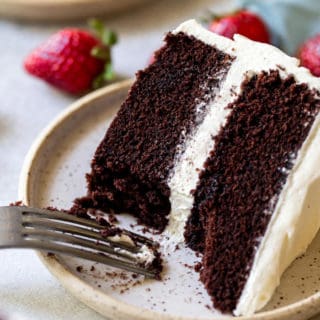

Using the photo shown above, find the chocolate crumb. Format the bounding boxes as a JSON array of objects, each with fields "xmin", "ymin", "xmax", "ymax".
[
  {"xmin": 194, "ymin": 262, "xmax": 202, "ymax": 272},
  {"xmin": 10, "ymin": 200, "xmax": 23, "ymax": 206},
  {"xmin": 108, "ymin": 213, "xmax": 119, "ymax": 224},
  {"xmin": 76, "ymin": 266, "xmax": 83, "ymax": 273}
]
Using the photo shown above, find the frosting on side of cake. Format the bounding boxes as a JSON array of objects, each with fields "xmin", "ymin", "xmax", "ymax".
[
  {"xmin": 165, "ymin": 19, "xmax": 320, "ymax": 314},
  {"xmin": 235, "ymin": 112, "xmax": 320, "ymax": 315}
]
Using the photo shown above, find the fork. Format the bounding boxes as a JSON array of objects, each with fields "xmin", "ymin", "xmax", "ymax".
[{"xmin": 0, "ymin": 206, "xmax": 160, "ymax": 279}]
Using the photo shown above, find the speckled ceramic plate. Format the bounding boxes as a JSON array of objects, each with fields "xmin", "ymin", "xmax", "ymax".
[
  {"xmin": 19, "ymin": 80, "xmax": 320, "ymax": 320},
  {"xmin": 0, "ymin": 0, "xmax": 150, "ymax": 21}
]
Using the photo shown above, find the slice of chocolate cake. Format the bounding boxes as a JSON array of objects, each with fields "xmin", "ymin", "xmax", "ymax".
[{"xmin": 80, "ymin": 20, "xmax": 320, "ymax": 315}]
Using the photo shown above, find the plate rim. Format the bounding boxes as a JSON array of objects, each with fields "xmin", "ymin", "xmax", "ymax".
[
  {"xmin": 0, "ymin": 0, "xmax": 147, "ymax": 6},
  {"xmin": 18, "ymin": 79, "xmax": 320, "ymax": 320},
  {"xmin": 0, "ymin": 0, "xmax": 150, "ymax": 21}
]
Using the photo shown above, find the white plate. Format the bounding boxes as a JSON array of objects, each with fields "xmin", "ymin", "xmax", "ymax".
[
  {"xmin": 0, "ymin": 0, "xmax": 150, "ymax": 21},
  {"xmin": 19, "ymin": 80, "xmax": 320, "ymax": 320}
]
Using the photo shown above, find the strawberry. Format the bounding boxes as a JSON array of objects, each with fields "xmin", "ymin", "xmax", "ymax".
[
  {"xmin": 208, "ymin": 10, "xmax": 270, "ymax": 44},
  {"xmin": 298, "ymin": 34, "xmax": 320, "ymax": 77},
  {"xmin": 24, "ymin": 19, "xmax": 117, "ymax": 94}
]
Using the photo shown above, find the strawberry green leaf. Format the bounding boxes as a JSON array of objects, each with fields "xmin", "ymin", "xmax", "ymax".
[
  {"xmin": 88, "ymin": 18, "xmax": 118, "ymax": 90},
  {"xmin": 92, "ymin": 73, "xmax": 105, "ymax": 89},
  {"xmin": 103, "ymin": 62, "xmax": 114, "ymax": 81},
  {"xmin": 102, "ymin": 30, "xmax": 118, "ymax": 47},
  {"xmin": 88, "ymin": 18, "xmax": 105, "ymax": 38},
  {"xmin": 92, "ymin": 62, "xmax": 114, "ymax": 90}
]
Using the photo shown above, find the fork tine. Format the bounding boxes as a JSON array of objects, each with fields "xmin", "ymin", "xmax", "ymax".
[
  {"xmin": 20, "ymin": 239, "xmax": 157, "ymax": 278},
  {"xmin": 24, "ymin": 228, "xmax": 139, "ymax": 261},
  {"xmin": 21, "ymin": 207, "xmax": 156, "ymax": 246},
  {"xmin": 22, "ymin": 215, "xmax": 139, "ymax": 253},
  {"xmin": 23, "ymin": 207, "xmax": 105, "ymax": 229},
  {"xmin": 2, "ymin": 206, "xmax": 161, "ymax": 278}
]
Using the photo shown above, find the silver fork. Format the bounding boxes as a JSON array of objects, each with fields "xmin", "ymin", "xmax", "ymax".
[{"xmin": 0, "ymin": 206, "xmax": 160, "ymax": 279}]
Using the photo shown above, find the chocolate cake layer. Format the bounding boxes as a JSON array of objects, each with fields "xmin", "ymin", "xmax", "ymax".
[
  {"xmin": 85, "ymin": 33, "xmax": 233, "ymax": 230},
  {"xmin": 186, "ymin": 70, "xmax": 320, "ymax": 312}
]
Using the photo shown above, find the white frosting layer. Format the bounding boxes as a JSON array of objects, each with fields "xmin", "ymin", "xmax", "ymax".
[
  {"xmin": 166, "ymin": 22, "xmax": 236, "ymax": 242},
  {"xmin": 165, "ymin": 20, "xmax": 320, "ymax": 315},
  {"xmin": 234, "ymin": 105, "xmax": 320, "ymax": 315}
]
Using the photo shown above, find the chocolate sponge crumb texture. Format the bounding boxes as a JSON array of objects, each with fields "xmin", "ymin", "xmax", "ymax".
[
  {"xmin": 86, "ymin": 32, "xmax": 233, "ymax": 231},
  {"xmin": 74, "ymin": 20, "xmax": 320, "ymax": 316}
]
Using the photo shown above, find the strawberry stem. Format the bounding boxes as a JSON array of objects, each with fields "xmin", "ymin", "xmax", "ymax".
[{"xmin": 91, "ymin": 46, "xmax": 110, "ymax": 60}]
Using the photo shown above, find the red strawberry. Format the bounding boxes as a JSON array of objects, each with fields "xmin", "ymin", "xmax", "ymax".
[
  {"xmin": 208, "ymin": 10, "xmax": 270, "ymax": 44},
  {"xmin": 298, "ymin": 34, "xmax": 320, "ymax": 77},
  {"xmin": 24, "ymin": 20, "xmax": 117, "ymax": 94}
]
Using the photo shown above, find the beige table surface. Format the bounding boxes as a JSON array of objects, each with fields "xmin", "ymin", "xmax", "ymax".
[{"xmin": 0, "ymin": 0, "xmax": 319, "ymax": 319}]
